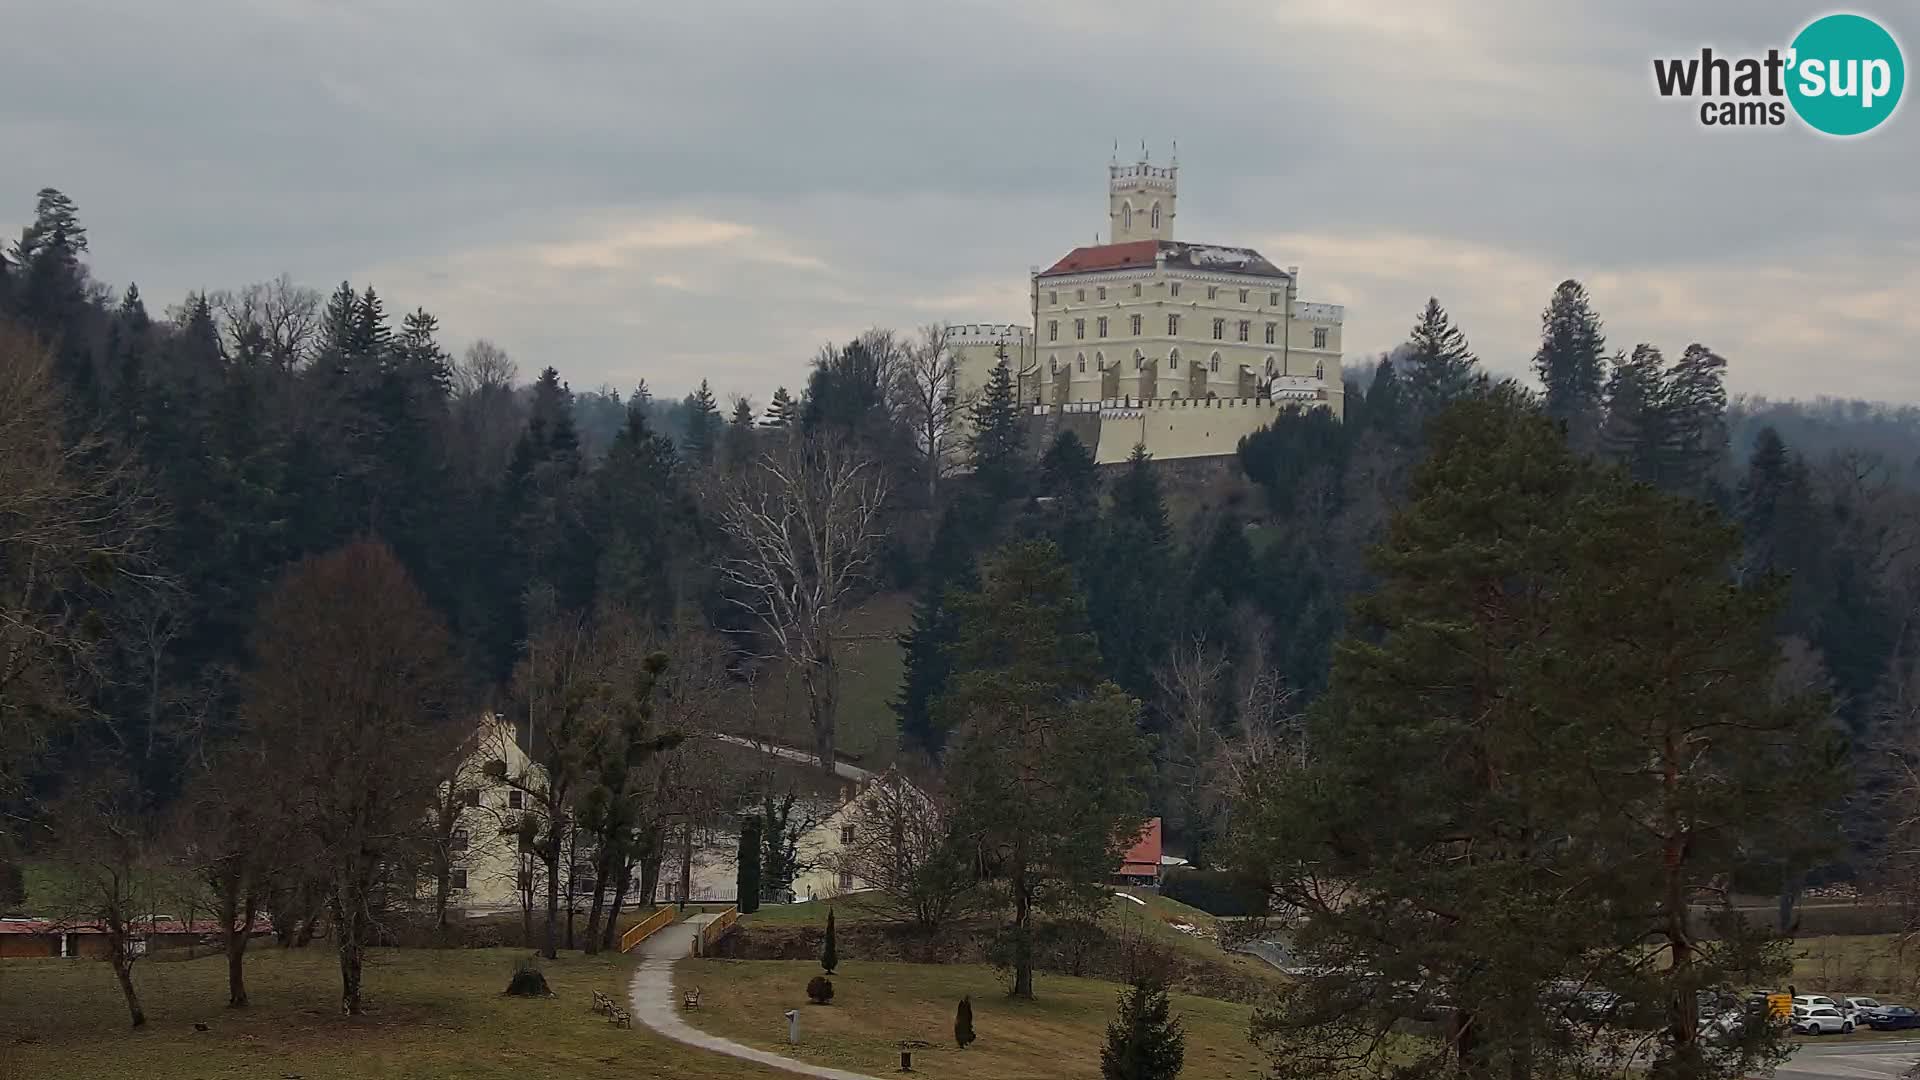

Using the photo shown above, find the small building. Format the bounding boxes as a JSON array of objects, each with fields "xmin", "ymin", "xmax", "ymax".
[
  {"xmin": 0, "ymin": 916, "xmax": 265, "ymax": 959},
  {"xmin": 1113, "ymin": 817, "xmax": 1164, "ymax": 887}
]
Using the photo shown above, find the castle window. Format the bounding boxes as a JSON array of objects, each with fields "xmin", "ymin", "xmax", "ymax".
[
  {"xmin": 1050, "ymin": 356, "xmax": 1059, "ymax": 374},
  {"xmin": 1314, "ymin": 327, "xmax": 1329, "ymax": 349},
  {"xmin": 1097, "ymin": 286, "xmax": 1107, "ymax": 301},
  {"xmin": 1265, "ymin": 322, "xmax": 1277, "ymax": 345},
  {"xmin": 1075, "ymin": 319, "xmax": 1085, "ymax": 340},
  {"xmin": 1167, "ymin": 314, "xmax": 1180, "ymax": 335},
  {"xmin": 1207, "ymin": 285, "xmax": 1218, "ymax": 300},
  {"xmin": 451, "ymin": 828, "xmax": 470, "ymax": 852},
  {"xmin": 463, "ymin": 788, "xmax": 480, "ymax": 808},
  {"xmin": 1269, "ymin": 291, "xmax": 1280, "ymax": 306},
  {"xmin": 1237, "ymin": 320, "xmax": 1250, "ymax": 342},
  {"xmin": 1132, "ymin": 283, "xmax": 1141, "ymax": 297},
  {"xmin": 1076, "ymin": 288, "xmax": 1085, "ymax": 302},
  {"xmin": 1130, "ymin": 314, "xmax": 1142, "ymax": 336},
  {"xmin": 1048, "ymin": 320, "xmax": 1058, "ymax": 342},
  {"xmin": 1123, "ymin": 203, "xmax": 1132, "ymax": 230},
  {"xmin": 1212, "ymin": 318, "xmax": 1224, "ymax": 340},
  {"xmin": 1210, "ymin": 353, "xmax": 1221, "ymax": 373},
  {"xmin": 1097, "ymin": 317, "xmax": 1108, "ymax": 338},
  {"xmin": 1077, "ymin": 354, "xmax": 1086, "ymax": 373},
  {"xmin": 1168, "ymin": 349, "xmax": 1180, "ymax": 370},
  {"xmin": 1239, "ymin": 289, "xmax": 1249, "ymax": 303},
  {"xmin": 839, "ymin": 870, "xmax": 855, "ymax": 891},
  {"xmin": 841, "ymin": 825, "xmax": 855, "ymax": 845},
  {"xmin": 451, "ymin": 869, "xmax": 468, "ymax": 890},
  {"xmin": 1048, "ymin": 290, "xmax": 1057, "ymax": 305},
  {"xmin": 1315, "ymin": 361, "xmax": 1326, "ymax": 378},
  {"xmin": 1169, "ymin": 282, "xmax": 1180, "ymax": 297},
  {"xmin": 1151, "ymin": 203, "xmax": 1161, "ymax": 229},
  {"xmin": 507, "ymin": 790, "xmax": 524, "ymax": 810},
  {"xmin": 1134, "ymin": 350, "xmax": 1145, "ymax": 370}
]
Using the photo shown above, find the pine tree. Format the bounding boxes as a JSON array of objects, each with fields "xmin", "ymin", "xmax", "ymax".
[
  {"xmin": 595, "ymin": 402, "xmax": 691, "ymax": 624},
  {"xmin": 895, "ymin": 506, "xmax": 981, "ymax": 754},
  {"xmin": 724, "ymin": 396, "xmax": 758, "ymax": 471},
  {"xmin": 349, "ymin": 286, "xmax": 392, "ymax": 365},
  {"xmin": 1532, "ymin": 279, "xmax": 1608, "ymax": 454},
  {"xmin": 628, "ymin": 380, "xmax": 652, "ymax": 411},
  {"xmin": 1601, "ymin": 344, "xmax": 1665, "ymax": 482},
  {"xmin": 955, "ymin": 996, "xmax": 976, "ymax": 1049},
  {"xmin": 821, "ymin": 908, "xmax": 838, "ymax": 974},
  {"xmin": 1039, "ymin": 430, "xmax": 1097, "ymax": 500},
  {"xmin": 1659, "ymin": 343, "xmax": 1729, "ymax": 497},
  {"xmin": 1100, "ymin": 978, "xmax": 1186, "ymax": 1080},
  {"xmin": 684, "ymin": 379, "xmax": 721, "ymax": 465},
  {"xmin": 1401, "ymin": 298, "xmax": 1479, "ymax": 426},
  {"xmin": 765, "ymin": 386, "xmax": 797, "ymax": 428},
  {"xmin": 736, "ymin": 815, "xmax": 762, "ymax": 914},
  {"xmin": 1111, "ymin": 444, "xmax": 1170, "ymax": 545},
  {"xmin": 1362, "ymin": 356, "xmax": 1406, "ymax": 441},
  {"xmin": 968, "ymin": 357, "xmax": 1025, "ymax": 499}
]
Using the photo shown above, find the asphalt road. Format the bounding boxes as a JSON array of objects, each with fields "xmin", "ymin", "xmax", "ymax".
[{"xmin": 1775, "ymin": 1038, "xmax": 1920, "ymax": 1080}]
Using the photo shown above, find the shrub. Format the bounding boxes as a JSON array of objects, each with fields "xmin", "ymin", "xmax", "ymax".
[
  {"xmin": 822, "ymin": 908, "xmax": 838, "ymax": 974},
  {"xmin": 955, "ymin": 995, "xmax": 976, "ymax": 1049},
  {"xmin": 806, "ymin": 975, "xmax": 834, "ymax": 1004},
  {"xmin": 504, "ymin": 957, "xmax": 551, "ymax": 997}
]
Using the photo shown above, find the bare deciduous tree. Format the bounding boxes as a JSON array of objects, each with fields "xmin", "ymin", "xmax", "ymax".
[
  {"xmin": 717, "ymin": 438, "xmax": 888, "ymax": 771},
  {"xmin": 209, "ymin": 275, "xmax": 322, "ymax": 369},
  {"xmin": 899, "ymin": 322, "xmax": 964, "ymax": 501},
  {"xmin": 246, "ymin": 540, "xmax": 466, "ymax": 1014},
  {"xmin": 48, "ymin": 768, "xmax": 160, "ymax": 1027},
  {"xmin": 838, "ymin": 768, "xmax": 974, "ymax": 931}
]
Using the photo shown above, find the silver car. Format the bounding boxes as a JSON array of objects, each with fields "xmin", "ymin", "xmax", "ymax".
[{"xmin": 1794, "ymin": 1005, "xmax": 1854, "ymax": 1035}]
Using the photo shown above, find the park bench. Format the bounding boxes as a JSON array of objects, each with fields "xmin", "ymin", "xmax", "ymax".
[
  {"xmin": 591, "ymin": 990, "xmax": 613, "ymax": 1015},
  {"xmin": 608, "ymin": 1006, "xmax": 632, "ymax": 1029},
  {"xmin": 683, "ymin": 987, "xmax": 702, "ymax": 1010}
]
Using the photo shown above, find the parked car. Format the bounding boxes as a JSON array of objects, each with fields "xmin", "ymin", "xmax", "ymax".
[
  {"xmin": 1841, "ymin": 996, "xmax": 1884, "ymax": 1021},
  {"xmin": 1868, "ymin": 1005, "xmax": 1920, "ymax": 1031},
  {"xmin": 1794, "ymin": 1005, "xmax": 1854, "ymax": 1035},
  {"xmin": 1794, "ymin": 995, "xmax": 1841, "ymax": 1014}
]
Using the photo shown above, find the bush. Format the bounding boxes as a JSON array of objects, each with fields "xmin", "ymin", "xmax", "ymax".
[
  {"xmin": 806, "ymin": 975, "xmax": 834, "ymax": 1004},
  {"xmin": 504, "ymin": 957, "xmax": 551, "ymax": 997},
  {"xmin": 822, "ymin": 908, "xmax": 838, "ymax": 974},
  {"xmin": 955, "ymin": 995, "xmax": 976, "ymax": 1049},
  {"xmin": 1160, "ymin": 869, "xmax": 1266, "ymax": 917}
]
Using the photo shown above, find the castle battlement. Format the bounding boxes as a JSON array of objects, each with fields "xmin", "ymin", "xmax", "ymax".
[{"xmin": 950, "ymin": 323, "xmax": 1031, "ymax": 345}]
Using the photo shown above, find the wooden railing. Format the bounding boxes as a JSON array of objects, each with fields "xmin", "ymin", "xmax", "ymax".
[
  {"xmin": 692, "ymin": 907, "xmax": 739, "ymax": 957},
  {"xmin": 618, "ymin": 906, "xmax": 677, "ymax": 953}
]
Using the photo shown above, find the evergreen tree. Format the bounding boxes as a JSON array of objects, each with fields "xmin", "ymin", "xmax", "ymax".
[
  {"xmin": 968, "ymin": 356, "xmax": 1025, "ymax": 499},
  {"xmin": 1531, "ymin": 279, "xmax": 1608, "ymax": 454},
  {"xmin": 595, "ymin": 403, "xmax": 692, "ymax": 624},
  {"xmin": 10, "ymin": 188, "xmax": 99, "ymax": 413},
  {"xmin": 955, "ymin": 996, "xmax": 976, "ymax": 1049},
  {"xmin": 1038, "ymin": 430, "xmax": 1098, "ymax": 500},
  {"xmin": 821, "ymin": 908, "xmax": 838, "ymax": 974},
  {"xmin": 349, "ymin": 286, "xmax": 393, "ymax": 363},
  {"xmin": 894, "ymin": 506, "xmax": 980, "ymax": 754},
  {"xmin": 1659, "ymin": 343, "xmax": 1730, "ymax": 497},
  {"xmin": 736, "ymin": 814, "xmax": 762, "ymax": 914},
  {"xmin": 1602, "ymin": 343, "xmax": 1665, "ymax": 482},
  {"xmin": 724, "ymin": 396, "xmax": 758, "ymax": 471},
  {"xmin": 1100, "ymin": 978, "xmax": 1186, "ymax": 1080},
  {"xmin": 1361, "ymin": 356, "xmax": 1406, "ymax": 441},
  {"xmin": 684, "ymin": 379, "xmax": 721, "ymax": 465},
  {"xmin": 765, "ymin": 385, "xmax": 797, "ymax": 428},
  {"xmin": 1401, "ymin": 298, "xmax": 1479, "ymax": 426},
  {"xmin": 1111, "ymin": 444, "xmax": 1170, "ymax": 545},
  {"xmin": 627, "ymin": 379, "xmax": 652, "ymax": 411}
]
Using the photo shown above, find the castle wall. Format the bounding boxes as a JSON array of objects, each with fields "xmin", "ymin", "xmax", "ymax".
[{"xmin": 1023, "ymin": 397, "xmax": 1334, "ymax": 465}]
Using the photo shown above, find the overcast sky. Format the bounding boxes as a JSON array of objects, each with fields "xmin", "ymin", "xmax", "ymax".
[{"xmin": 4, "ymin": 0, "xmax": 1914, "ymax": 404}]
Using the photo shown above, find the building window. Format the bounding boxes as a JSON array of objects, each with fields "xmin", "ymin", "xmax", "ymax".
[
  {"xmin": 1239, "ymin": 289, "xmax": 1249, "ymax": 303},
  {"xmin": 1050, "ymin": 356, "xmax": 1059, "ymax": 374},
  {"xmin": 1237, "ymin": 320, "xmax": 1250, "ymax": 342},
  {"xmin": 1047, "ymin": 320, "xmax": 1058, "ymax": 342},
  {"xmin": 1075, "ymin": 318, "xmax": 1085, "ymax": 340},
  {"xmin": 1048, "ymin": 290, "xmax": 1057, "ymax": 305},
  {"xmin": 1097, "ymin": 316, "xmax": 1108, "ymax": 338},
  {"xmin": 1076, "ymin": 288, "xmax": 1085, "ymax": 302},
  {"xmin": 1134, "ymin": 350, "xmax": 1145, "ymax": 370},
  {"xmin": 841, "ymin": 825, "xmax": 855, "ymax": 845},
  {"xmin": 1097, "ymin": 286, "xmax": 1107, "ymax": 301},
  {"xmin": 462, "ymin": 788, "xmax": 480, "ymax": 808},
  {"xmin": 1314, "ymin": 326, "xmax": 1329, "ymax": 349},
  {"xmin": 450, "ymin": 869, "xmax": 468, "ymax": 890},
  {"xmin": 1207, "ymin": 285, "xmax": 1218, "ymax": 300},
  {"xmin": 1169, "ymin": 349, "xmax": 1180, "ymax": 370},
  {"xmin": 1122, "ymin": 203, "xmax": 1132, "ymax": 230},
  {"xmin": 1167, "ymin": 314, "xmax": 1179, "ymax": 335},
  {"xmin": 1212, "ymin": 318, "xmax": 1224, "ymax": 340},
  {"xmin": 839, "ymin": 870, "xmax": 855, "ymax": 891},
  {"xmin": 1130, "ymin": 314, "xmax": 1142, "ymax": 336},
  {"xmin": 1077, "ymin": 354, "xmax": 1086, "ymax": 373},
  {"xmin": 507, "ymin": 790, "xmax": 524, "ymax": 810},
  {"xmin": 1315, "ymin": 361, "xmax": 1326, "ymax": 378},
  {"xmin": 451, "ymin": 828, "xmax": 469, "ymax": 852},
  {"xmin": 1169, "ymin": 282, "xmax": 1180, "ymax": 297},
  {"xmin": 1210, "ymin": 354, "xmax": 1221, "ymax": 373},
  {"xmin": 1132, "ymin": 283, "xmax": 1141, "ymax": 297},
  {"xmin": 1265, "ymin": 322, "xmax": 1277, "ymax": 345},
  {"xmin": 1151, "ymin": 203, "xmax": 1160, "ymax": 229},
  {"xmin": 1269, "ymin": 291, "xmax": 1280, "ymax": 306}
]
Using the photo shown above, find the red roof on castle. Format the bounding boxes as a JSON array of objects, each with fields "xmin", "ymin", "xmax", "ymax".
[
  {"xmin": 1040, "ymin": 240, "xmax": 1292, "ymax": 280},
  {"xmin": 1042, "ymin": 240, "xmax": 1160, "ymax": 276},
  {"xmin": 1117, "ymin": 817, "xmax": 1163, "ymax": 877}
]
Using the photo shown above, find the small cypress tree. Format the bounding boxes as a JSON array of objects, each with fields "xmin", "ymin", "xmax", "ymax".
[
  {"xmin": 736, "ymin": 814, "xmax": 762, "ymax": 914},
  {"xmin": 955, "ymin": 995, "xmax": 976, "ymax": 1049},
  {"xmin": 821, "ymin": 907, "xmax": 838, "ymax": 974},
  {"xmin": 1100, "ymin": 978, "xmax": 1185, "ymax": 1080}
]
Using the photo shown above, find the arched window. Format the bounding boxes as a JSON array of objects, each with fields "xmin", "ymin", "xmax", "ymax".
[
  {"xmin": 1168, "ymin": 348, "xmax": 1180, "ymax": 370},
  {"xmin": 1209, "ymin": 353, "xmax": 1221, "ymax": 373},
  {"xmin": 1122, "ymin": 203, "xmax": 1133, "ymax": 230},
  {"xmin": 1314, "ymin": 361, "xmax": 1325, "ymax": 379},
  {"xmin": 1170, "ymin": 391, "xmax": 1181, "ymax": 399},
  {"xmin": 1094, "ymin": 351, "xmax": 1104, "ymax": 371},
  {"xmin": 1076, "ymin": 353, "xmax": 1086, "ymax": 373},
  {"xmin": 1265, "ymin": 355, "xmax": 1276, "ymax": 374},
  {"xmin": 1151, "ymin": 202, "xmax": 1161, "ymax": 230},
  {"xmin": 1134, "ymin": 349, "xmax": 1145, "ymax": 371},
  {"xmin": 1049, "ymin": 355, "xmax": 1059, "ymax": 374}
]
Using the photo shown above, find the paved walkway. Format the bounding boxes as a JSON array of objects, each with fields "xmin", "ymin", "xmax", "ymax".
[
  {"xmin": 710, "ymin": 733, "xmax": 875, "ymax": 784},
  {"xmin": 628, "ymin": 921, "xmax": 883, "ymax": 1080}
]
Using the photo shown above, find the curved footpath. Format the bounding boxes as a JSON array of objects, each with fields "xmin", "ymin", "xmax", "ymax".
[{"xmin": 627, "ymin": 919, "xmax": 883, "ymax": 1080}]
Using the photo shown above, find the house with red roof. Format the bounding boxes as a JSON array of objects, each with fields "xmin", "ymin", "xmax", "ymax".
[{"xmin": 1114, "ymin": 817, "xmax": 1164, "ymax": 887}]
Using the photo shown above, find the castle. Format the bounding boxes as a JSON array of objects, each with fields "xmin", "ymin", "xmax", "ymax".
[{"xmin": 952, "ymin": 148, "xmax": 1344, "ymax": 464}]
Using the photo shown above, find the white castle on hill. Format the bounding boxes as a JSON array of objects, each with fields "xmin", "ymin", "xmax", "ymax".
[{"xmin": 952, "ymin": 148, "xmax": 1344, "ymax": 464}]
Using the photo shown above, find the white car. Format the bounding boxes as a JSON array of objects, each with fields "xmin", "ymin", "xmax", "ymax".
[
  {"xmin": 1842, "ymin": 996, "xmax": 1883, "ymax": 1021},
  {"xmin": 1794, "ymin": 995, "xmax": 1841, "ymax": 1012},
  {"xmin": 1794, "ymin": 1005, "xmax": 1854, "ymax": 1035}
]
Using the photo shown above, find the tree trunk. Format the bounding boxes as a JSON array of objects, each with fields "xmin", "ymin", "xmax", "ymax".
[
  {"xmin": 565, "ymin": 825, "xmax": 579, "ymax": 952},
  {"xmin": 583, "ymin": 845, "xmax": 611, "ymax": 955},
  {"xmin": 639, "ymin": 852, "xmax": 662, "ymax": 909},
  {"xmin": 226, "ymin": 902, "xmax": 253, "ymax": 1008},
  {"xmin": 678, "ymin": 823, "xmax": 694, "ymax": 911},
  {"xmin": 601, "ymin": 853, "xmax": 633, "ymax": 952},
  {"xmin": 1662, "ymin": 740, "xmax": 1700, "ymax": 1072},
  {"xmin": 433, "ymin": 845, "xmax": 451, "ymax": 932},
  {"xmin": 109, "ymin": 938, "xmax": 145, "ymax": 1028},
  {"xmin": 295, "ymin": 907, "xmax": 321, "ymax": 948},
  {"xmin": 332, "ymin": 892, "xmax": 367, "ymax": 1016},
  {"xmin": 519, "ymin": 858, "xmax": 534, "ymax": 948},
  {"xmin": 543, "ymin": 825, "xmax": 561, "ymax": 960},
  {"xmin": 1010, "ymin": 843, "xmax": 1033, "ymax": 1000},
  {"xmin": 808, "ymin": 644, "xmax": 838, "ymax": 773}
]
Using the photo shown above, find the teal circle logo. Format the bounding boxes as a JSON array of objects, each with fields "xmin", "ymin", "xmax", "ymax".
[{"xmin": 1787, "ymin": 13, "xmax": 1905, "ymax": 136}]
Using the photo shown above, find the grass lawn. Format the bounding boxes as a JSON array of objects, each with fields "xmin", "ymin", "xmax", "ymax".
[
  {"xmin": 675, "ymin": 958, "xmax": 1269, "ymax": 1080},
  {"xmin": 1791, "ymin": 934, "xmax": 1920, "ymax": 997},
  {"xmin": 0, "ymin": 946, "xmax": 791, "ymax": 1080}
]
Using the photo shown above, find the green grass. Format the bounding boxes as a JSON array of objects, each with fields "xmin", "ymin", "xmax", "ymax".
[
  {"xmin": 675, "ymin": 958, "xmax": 1268, "ymax": 1080},
  {"xmin": 759, "ymin": 591, "xmax": 910, "ymax": 770},
  {"xmin": 1790, "ymin": 934, "xmax": 1920, "ymax": 997},
  {"xmin": 0, "ymin": 946, "xmax": 791, "ymax": 1079}
]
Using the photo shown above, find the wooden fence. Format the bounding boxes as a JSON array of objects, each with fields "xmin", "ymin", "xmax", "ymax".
[
  {"xmin": 692, "ymin": 907, "xmax": 739, "ymax": 957},
  {"xmin": 618, "ymin": 906, "xmax": 678, "ymax": 953}
]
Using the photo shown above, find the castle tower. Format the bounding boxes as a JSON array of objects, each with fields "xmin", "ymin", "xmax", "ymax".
[{"xmin": 1108, "ymin": 142, "xmax": 1176, "ymax": 244}]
